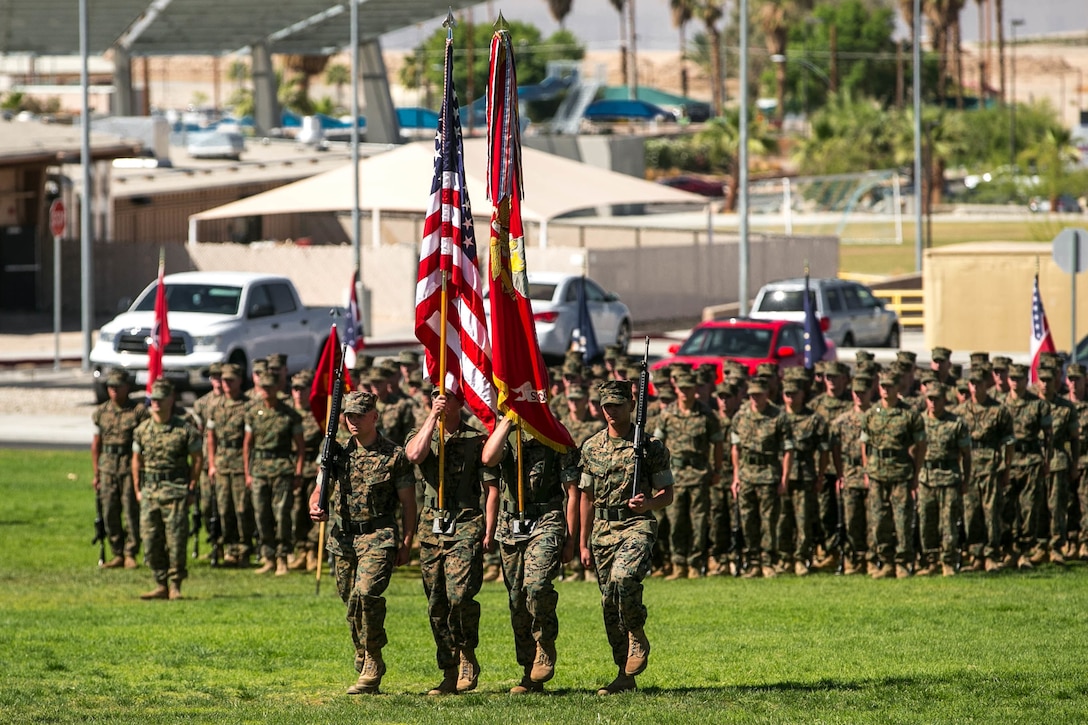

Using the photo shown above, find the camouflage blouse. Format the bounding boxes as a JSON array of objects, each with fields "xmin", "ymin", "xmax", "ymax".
[
  {"xmin": 653, "ymin": 400, "xmax": 724, "ymax": 487},
  {"xmin": 327, "ymin": 434, "xmax": 414, "ymax": 556},
  {"xmin": 730, "ymin": 402, "xmax": 794, "ymax": 486},
  {"xmin": 133, "ymin": 414, "xmax": 201, "ymax": 493},
  {"xmin": 920, "ymin": 411, "xmax": 970, "ymax": 487},
  {"xmin": 860, "ymin": 400, "xmax": 925, "ymax": 482},
  {"xmin": 832, "ymin": 408, "xmax": 867, "ymax": 489},
  {"xmin": 579, "ymin": 428, "xmax": 673, "ymax": 536},
  {"xmin": 93, "ymin": 398, "xmax": 149, "ymax": 475},
  {"xmin": 244, "ymin": 401, "xmax": 303, "ymax": 477}
]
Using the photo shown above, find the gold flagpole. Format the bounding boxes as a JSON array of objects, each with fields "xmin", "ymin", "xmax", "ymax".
[
  {"xmin": 314, "ymin": 339, "xmax": 336, "ymax": 593},
  {"xmin": 515, "ymin": 420, "xmax": 525, "ymax": 518}
]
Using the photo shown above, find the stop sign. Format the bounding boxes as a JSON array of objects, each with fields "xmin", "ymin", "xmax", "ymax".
[{"xmin": 49, "ymin": 199, "xmax": 66, "ymax": 237}]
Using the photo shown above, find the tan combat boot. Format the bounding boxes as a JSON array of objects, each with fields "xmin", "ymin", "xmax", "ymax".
[
  {"xmin": 706, "ymin": 558, "xmax": 721, "ymax": 576},
  {"xmin": 482, "ymin": 564, "xmax": 502, "ymax": 583},
  {"xmin": 510, "ymin": 674, "xmax": 544, "ymax": 694},
  {"xmin": 984, "ymin": 557, "xmax": 1003, "ymax": 573},
  {"xmin": 597, "ymin": 668, "xmax": 637, "ymax": 695},
  {"xmin": 427, "ymin": 667, "xmax": 459, "ymax": 696},
  {"xmin": 964, "ymin": 557, "xmax": 984, "ymax": 572},
  {"xmin": 254, "ymin": 559, "xmax": 275, "ymax": 575},
  {"xmin": 168, "ymin": 582, "xmax": 183, "ymax": 600},
  {"xmin": 124, "ymin": 555, "xmax": 139, "ymax": 569},
  {"xmin": 687, "ymin": 565, "xmax": 703, "ymax": 579},
  {"xmin": 530, "ymin": 640, "xmax": 556, "ymax": 683},
  {"xmin": 347, "ymin": 649, "xmax": 386, "ymax": 694},
  {"xmin": 870, "ymin": 564, "xmax": 894, "ymax": 579},
  {"xmin": 761, "ymin": 565, "xmax": 778, "ymax": 579},
  {"xmin": 794, "ymin": 561, "xmax": 810, "ymax": 577},
  {"xmin": 896, "ymin": 565, "xmax": 912, "ymax": 579},
  {"xmin": 1050, "ymin": 549, "xmax": 1066, "ymax": 565},
  {"xmin": 1078, "ymin": 543, "xmax": 1088, "ymax": 561},
  {"xmin": 275, "ymin": 557, "xmax": 289, "ymax": 576},
  {"xmin": 140, "ymin": 584, "xmax": 168, "ymax": 600},
  {"xmin": 624, "ymin": 629, "xmax": 650, "ymax": 676},
  {"xmin": 101, "ymin": 555, "xmax": 124, "ymax": 569},
  {"xmin": 456, "ymin": 649, "xmax": 480, "ymax": 693},
  {"xmin": 941, "ymin": 563, "xmax": 956, "ymax": 577},
  {"xmin": 664, "ymin": 565, "xmax": 687, "ymax": 581},
  {"xmin": 915, "ymin": 563, "xmax": 938, "ymax": 576}
]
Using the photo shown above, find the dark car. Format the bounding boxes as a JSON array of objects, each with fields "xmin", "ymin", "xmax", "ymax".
[{"xmin": 652, "ymin": 317, "xmax": 836, "ymax": 380}]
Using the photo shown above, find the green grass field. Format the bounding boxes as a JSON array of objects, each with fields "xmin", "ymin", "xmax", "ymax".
[{"xmin": 3, "ymin": 449, "xmax": 1088, "ymax": 724}]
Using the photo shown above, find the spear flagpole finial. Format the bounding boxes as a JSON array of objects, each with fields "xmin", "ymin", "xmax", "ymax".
[
  {"xmin": 443, "ymin": 7, "xmax": 456, "ymax": 36},
  {"xmin": 494, "ymin": 10, "xmax": 508, "ymax": 31}
]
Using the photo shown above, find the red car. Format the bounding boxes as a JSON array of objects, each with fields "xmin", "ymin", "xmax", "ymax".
[{"xmin": 652, "ymin": 318, "xmax": 837, "ymax": 381}]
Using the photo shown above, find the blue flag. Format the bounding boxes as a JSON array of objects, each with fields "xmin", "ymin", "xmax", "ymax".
[
  {"xmin": 575, "ymin": 276, "xmax": 602, "ymax": 364},
  {"xmin": 802, "ymin": 271, "xmax": 827, "ymax": 370}
]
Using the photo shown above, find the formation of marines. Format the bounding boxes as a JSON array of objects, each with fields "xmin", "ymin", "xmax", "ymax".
[{"xmin": 91, "ymin": 341, "xmax": 1088, "ymax": 694}]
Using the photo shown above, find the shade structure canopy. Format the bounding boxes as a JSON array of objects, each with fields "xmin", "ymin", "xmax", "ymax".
[
  {"xmin": 0, "ymin": 0, "xmax": 478, "ymax": 56},
  {"xmin": 189, "ymin": 138, "xmax": 709, "ymax": 235}
]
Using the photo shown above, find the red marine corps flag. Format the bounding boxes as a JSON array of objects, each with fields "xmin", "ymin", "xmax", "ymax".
[
  {"xmin": 414, "ymin": 22, "xmax": 496, "ymax": 432},
  {"xmin": 146, "ymin": 248, "xmax": 171, "ymax": 399},
  {"xmin": 485, "ymin": 23, "xmax": 573, "ymax": 451},
  {"xmin": 309, "ymin": 325, "xmax": 352, "ymax": 427}
]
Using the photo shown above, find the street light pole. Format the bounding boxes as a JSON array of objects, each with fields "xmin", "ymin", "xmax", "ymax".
[{"xmin": 1009, "ymin": 18, "xmax": 1024, "ymax": 172}]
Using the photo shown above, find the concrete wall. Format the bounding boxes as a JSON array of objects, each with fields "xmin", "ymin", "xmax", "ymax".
[{"xmin": 924, "ymin": 241, "xmax": 1088, "ymax": 353}]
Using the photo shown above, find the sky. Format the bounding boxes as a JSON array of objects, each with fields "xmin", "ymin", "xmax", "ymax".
[{"xmin": 382, "ymin": 0, "xmax": 1088, "ymax": 52}]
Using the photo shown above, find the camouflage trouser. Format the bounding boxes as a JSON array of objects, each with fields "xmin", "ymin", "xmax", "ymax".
[
  {"xmin": 816, "ymin": 480, "xmax": 837, "ymax": 550},
  {"xmin": 777, "ymin": 482, "xmax": 817, "ymax": 564},
  {"xmin": 1044, "ymin": 468, "xmax": 1070, "ymax": 552},
  {"xmin": 199, "ymin": 469, "xmax": 216, "ymax": 548},
  {"xmin": 708, "ymin": 478, "xmax": 735, "ymax": 564},
  {"xmin": 650, "ymin": 508, "xmax": 670, "ymax": 570},
  {"xmin": 1078, "ymin": 467, "xmax": 1088, "ymax": 545},
  {"xmin": 667, "ymin": 483, "xmax": 708, "ymax": 569},
  {"xmin": 499, "ymin": 522, "xmax": 563, "ymax": 670},
  {"xmin": 292, "ymin": 478, "xmax": 317, "ymax": 556},
  {"xmin": 591, "ymin": 523, "xmax": 653, "ymax": 668},
  {"xmin": 140, "ymin": 487, "xmax": 189, "ymax": 585},
  {"xmin": 420, "ymin": 537, "xmax": 483, "ymax": 671},
  {"xmin": 867, "ymin": 477, "xmax": 914, "ymax": 569},
  {"xmin": 963, "ymin": 461, "xmax": 1004, "ymax": 561},
  {"xmin": 251, "ymin": 474, "xmax": 295, "ymax": 560},
  {"xmin": 333, "ymin": 528, "xmax": 397, "ymax": 661},
  {"xmin": 738, "ymin": 482, "xmax": 780, "ymax": 567},
  {"xmin": 217, "ymin": 471, "xmax": 253, "ymax": 558},
  {"xmin": 1003, "ymin": 460, "xmax": 1045, "ymax": 555},
  {"xmin": 918, "ymin": 484, "xmax": 961, "ymax": 566},
  {"xmin": 842, "ymin": 487, "xmax": 869, "ymax": 561},
  {"xmin": 99, "ymin": 468, "xmax": 140, "ymax": 558}
]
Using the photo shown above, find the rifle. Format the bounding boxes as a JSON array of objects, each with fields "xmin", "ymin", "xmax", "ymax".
[
  {"xmin": 206, "ymin": 481, "xmax": 223, "ymax": 567},
  {"xmin": 93, "ymin": 494, "xmax": 107, "ymax": 567},
  {"xmin": 314, "ymin": 345, "xmax": 347, "ymax": 595},
  {"xmin": 630, "ymin": 337, "xmax": 651, "ymax": 500},
  {"xmin": 190, "ymin": 483, "xmax": 203, "ymax": 559}
]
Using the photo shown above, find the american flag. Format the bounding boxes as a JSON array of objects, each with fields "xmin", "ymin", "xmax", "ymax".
[
  {"xmin": 1029, "ymin": 274, "xmax": 1056, "ymax": 384},
  {"xmin": 342, "ymin": 269, "xmax": 365, "ymax": 369},
  {"xmin": 146, "ymin": 248, "xmax": 170, "ymax": 399},
  {"xmin": 414, "ymin": 36, "xmax": 496, "ymax": 431}
]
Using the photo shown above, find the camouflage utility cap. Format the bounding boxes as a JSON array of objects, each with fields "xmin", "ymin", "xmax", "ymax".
[
  {"xmin": 1067, "ymin": 363, "xmax": 1086, "ymax": 379},
  {"xmin": 878, "ymin": 371, "xmax": 901, "ymax": 387},
  {"xmin": 856, "ymin": 350, "xmax": 875, "ymax": 363},
  {"xmin": 220, "ymin": 364, "xmax": 242, "ymax": 380},
  {"xmin": 851, "ymin": 376, "xmax": 873, "ymax": 393},
  {"xmin": 931, "ymin": 346, "xmax": 952, "ymax": 362},
  {"xmin": 267, "ymin": 353, "xmax": 287, "ymax": 370},
  {"xmin": 598, "ymin": 380, "xmax": 632, "ymax": 405},
  {"xmin": 150, "ymin": 380, "xmax": 174, "ymax": 399},
  {"xmin": 896, "ymin": 350, "xmax": 917, "ymax": 364},
  {"xmin": 397, "ymin": 350, "xmax": 420, "ymax": 367},
  {"xmin": 291, "ymin": 370, "xmax": 313, "ymax": 389},
  {"xmin": 343, "ymin": 391, "xmax": 377, "ymax": 415},
  {"xmin": 208, "ymin": 362, "xmax": 223, "ymax": 377},
  {"xmin": 969, "ymin": 351, "xmax": 990, "ymax": 366},
  {"xmin": 991, "ymin": 356, "xmax": 1012, "ymax": 371},
  {"xmin": 256, "ymin": 371, "xmax": 277, "ymax": 387},
  {"xmin": 747, "ymin": 378, "xmax": 768, "ymax": 395},
  {"xmin": 106, "ymin": 369, "xmax": 132, "ymax": 387},
  {"xmin": 673, "ymin": 370, "xmax": 697, "ymax": 388},
  {"xmin": 567, "ymin": 385, "xmax": 588, "ymax": 400},
  {"xmin": 1008, "ymin": 364, "xmax": 1029, "ymax": 379},
  {"xmin": 926, "ymin": 383, "xmax": 947, "ymax": 399}
]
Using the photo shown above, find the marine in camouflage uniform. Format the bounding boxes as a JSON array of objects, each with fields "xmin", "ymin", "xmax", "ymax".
[
  {"xmin": 954, "ymin": 368, "xmax": 1014, "ymax": 571},
  {"xmin": 206, "ymin": 364, "xmax": 254, "ymax": 565},
  {"xmin": 290, "ymin": 370, "xmax": 323, "ymax": 570},
  {"xmin": 917, "ymin": 384, "xmax": 971, "ymax": 575},
  {"xmin": 1038, "ymin": 368, "xmax": 1079, "ymax": 564},
  {"xmin": 91, "ymin": 370, "xmax": 149, "ymax": 568},
  {"xmin": 244, "ymin": 371, "xmax": 306, "ymax": 575},
  {"xmin": 778, "ymin": 378, "xmax": 829, "ymax": 575},
  {"xmin": 405, "ymin": 391, "xmax": 499, "ymax": 696},
  {"xmin": 1066, "ymin": 365, "xmax": 1088, "ymax": 559},
  {"xmin": 730, "ymin": 377, "xmax": 793, "ymax": 577},
  {"xmin": 1001, "ymin": 364, "xmax": 1052, "ymax": 568},
  {"xmin": 831, "ymin": 374, "xmax": 874, "ymax": 574},
  {"xmin": 310, "ymin": 391, "xmax": 416, "ymax": 695},
  {"xmin": 654, "ymin": 370, "xmax": 723, "ymax": 578},
  {"xmin": 132, "ymin": 380, "xmax": 202, "ymax": 600},
  {"xmin": 483, "ymin": 417, "xmax": 581, "ymax": 694},
  {"xmin": 810, "ymin": 362, "xmax": 853, "ymax": 568},
  {"xmin": 189, "ymin": 362, "xmax": 224, "ymax": 558},
  {"xmin": 559, "ymin": 386, "xmax": 603, "ymax": 582},
  {"xmin": 579, "ymin": 380, "xmax": 674, "ymax": 695},
  {"xmin": 709, "ymin": 381, "xmax": 742, "ymax": 574},
  {"xmin": 861, "ymin": 370, "xmax": 926, "ymax": 578},
  {"xmin": 371, "ymin": 365, "xmax": 418, "ymax": 446}
]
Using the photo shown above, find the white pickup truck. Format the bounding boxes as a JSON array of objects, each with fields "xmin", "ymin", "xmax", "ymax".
[{"xmin": 90, "ymin": 271, "xmax": 341, "ymax": 402}]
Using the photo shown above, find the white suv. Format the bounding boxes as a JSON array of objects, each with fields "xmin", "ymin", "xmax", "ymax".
[{"xmin": 750, "ymin": 278, "xmax": 900, "ymax": 348}]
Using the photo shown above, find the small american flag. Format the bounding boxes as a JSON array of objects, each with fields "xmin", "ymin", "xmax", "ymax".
[
  {"xmin": 414, "ymin": 36, "xmax": 496, "ymax": 431},
  {"xmin": 1029, "ymin": 274, "xmax": 1056, "ymax": 384}
]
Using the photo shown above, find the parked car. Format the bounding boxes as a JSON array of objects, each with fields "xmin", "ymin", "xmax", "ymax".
[
  {"xmin": 657, "ymin": 175, "xmax": 726, "ymax": 198},
  {"xmin": 90, "ymin": 272, "xmax": 342, "ymax": 402},
  {"xmin": 583, "ymin": 99, "xmax": 674, "ymax": 124},
  {"xmin": 750, "ymin": 278, "xmax": 900, "ymax": 348},
  {"xmin": 1029, "ymin": 194, "xmax": 1083, "ymax": 213},
  {"xmin": 186, "ymin": 130, "xmax": 245, "ymax": 160},
  {"xmin": 652, "ymin": 317, "xmax": 836, "ymax": 379},
  {"xmin": 485, "ymin": 272, "xmax": 632, "ymax": 361}
]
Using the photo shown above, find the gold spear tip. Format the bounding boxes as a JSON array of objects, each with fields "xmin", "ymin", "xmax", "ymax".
[
  {"xmin": 443, "ymin": 7, "xmax": 456, "ymax": 29},
  {"xmin": 494, "ymin": 11, "xmax": 509, "ymax": 31}
]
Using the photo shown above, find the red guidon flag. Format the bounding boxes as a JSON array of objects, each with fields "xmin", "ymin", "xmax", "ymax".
[
  {"xmin": 309, "ymin": 324, "xmax": 352, "ymax": 427},
  {"xmin": 485, "ymin": 28, "xmax": 573, "ymax": 452},
  {"xmin": 146, "ymin": 248, "xmax": 171, "ymax": 398},
  {"xmin": 414, "ymin": 33, "xmax": 496, "ymax": 432}
]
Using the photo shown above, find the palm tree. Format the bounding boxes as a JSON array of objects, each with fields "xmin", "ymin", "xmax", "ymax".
[
  {"xmin": 608, "ymin": 0, "xmax": 628, "ymax": 87},
  {"xmin": 696, "ymin": 110, "xmax": 779, "ymax": 211},
  {"xmin": 756, "ymin": 0, "xmax": 812, "ymax": 126},
  {"xmin": 283, "ymin": 54, "xmax": 330, "ymax": 107},
  {"xmin": 670, "ymin": 0, "xmax": 697, "ymax": 98},
  {"xmin": 1020, "ymin": 125, "xmax": 1079, "ymax": 209},
  {"xmin": 325, "ymin": 63, "xmax": 350, "ymax": 110},
  {"xmin": 546, "ymin": 0, "xmax": 573, "ymax": 29},
  {"xmin": 695, "ymin": 1, "xmax": 724, "ymax": 115}
]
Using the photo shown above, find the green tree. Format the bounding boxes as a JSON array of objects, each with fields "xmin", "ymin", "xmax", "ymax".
[
  {"xmin": 670, "ymin": 0, "xmax": 698, "ymax": 97},
  {"xmin": 325, "ymin": 63, "xmax": 351, "ymax": 110},
  {"xmin": 227, "ymin": 59, "xmax": 249, "ymax": 90},
  {"xmin": 794, "ymin": 93, "xmax": 900, "ymax": 175},
  {"xmin": 756, "ymin": 0, "xmax": 813, "ymax": 125},
  {"xmin": 1018, "ymin": 122, "xmax": 1083, "ymax": 208},
  {"xmin": 697, "ymin": 109, "xmax": 779, "ymax": 211},
  {"xmin": 546, "ymin": 0, "xmax": 573, "ymax": 29},
  {"xmin": 695, "ymin": 1, "xmax": 725, "ymax": 115}
]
